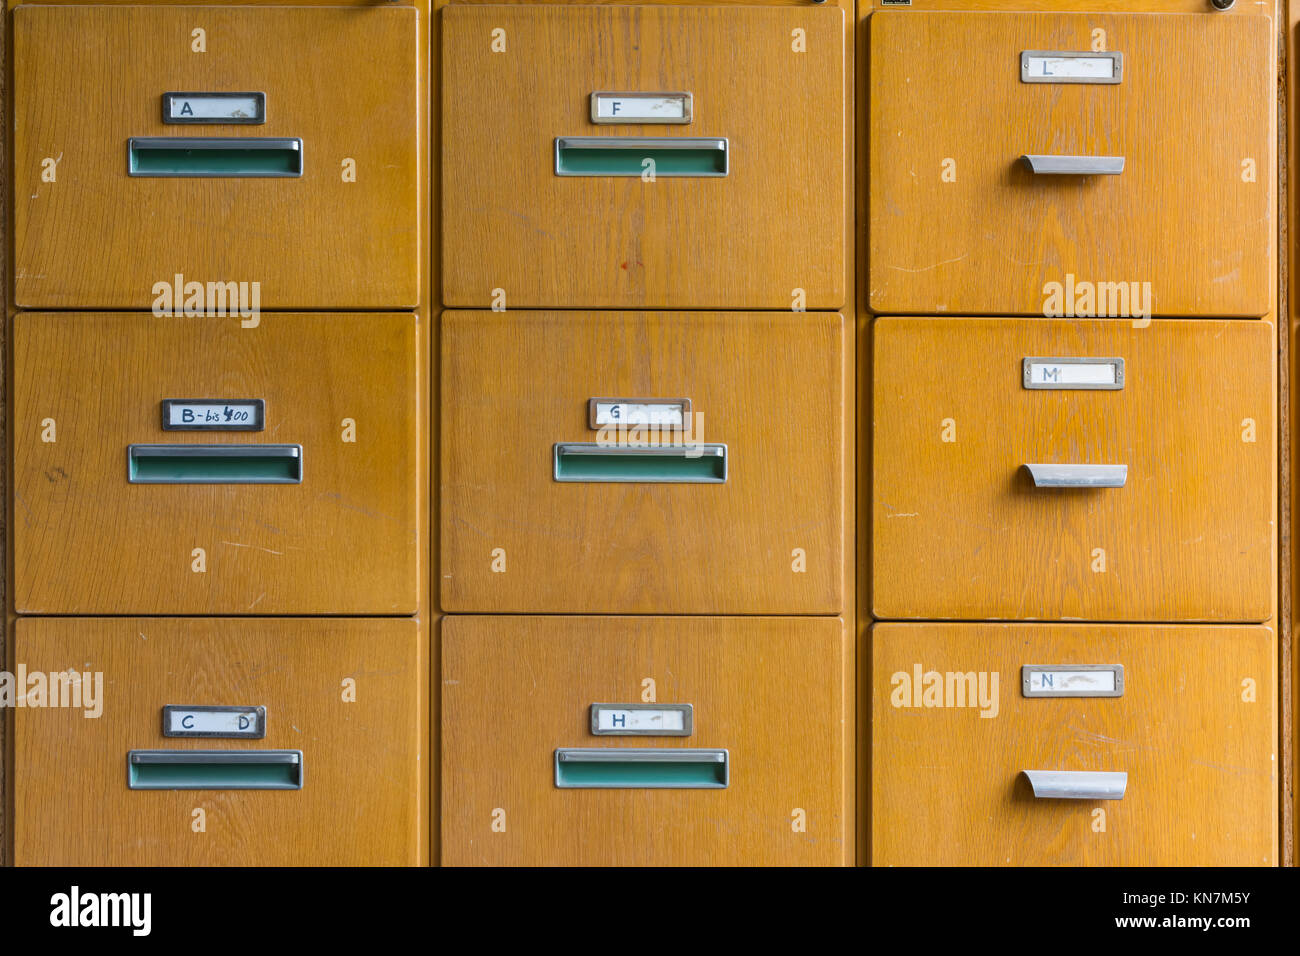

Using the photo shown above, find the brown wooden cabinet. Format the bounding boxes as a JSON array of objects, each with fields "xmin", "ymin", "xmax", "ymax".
[
  {"xmin": 441, "ymin": 3, "xmax": 846, "ymax": 309},
  {"xmin": 12, "ymin": 3, "xmax": 421, "ymax": 309},
  {"xmin": 872, "ymin": 317, "xmax": 1274, "ymax": 621},
  {"xmin": 869, "ymin": 11, "xmax": 1271, "ymax": 317},
  {"xmin": 871, "ymin": 622, "xmax": 1277, "ymax": 866},
  {"xmin": 12, "ymin": 312, "xmax": 422, "ymax": 614},
  {"xmin": 440, "ymin": 310, "xmax": 845, "ymax": 614},
  {"xmin": 12, "ymin": 617, "xmax": 427, "ymax": 866},
  {"xmin": 441, "ymin": 615, "xmax": 850, "ymax": 866}
]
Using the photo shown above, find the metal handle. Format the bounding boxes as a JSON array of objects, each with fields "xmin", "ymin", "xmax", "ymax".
[
  {"xmin": 128, "ymin": 444, "xmax": 303, "ymax": 484},
  {"xmin": 128, "ymin": 750, "xmax": 303, "ymax": 790},
  {"xmin": 1024, "ymin": 463, "xmax": 1127, "ymax": 488},
  {"xmin": 1023, "ymin": 770, "xmax": 1127, "ymax": 800},
  {"xmin": 555, "ymin": 136, "xmax": 728, "ymax": 177},
  {"xmin": 128, "ymin": 136, "xmax": 303, "ymax": 177},
  {"xmin": 554, "ymin": 748, "xmax": 729, "ymax": 789},
  {"xmin": 554, "ymin": 442, "xmax": 727, "ymax": 483},
  {"xmin": 1021, "ymin": 154, "xmax": 1125, "ymax": 175}
]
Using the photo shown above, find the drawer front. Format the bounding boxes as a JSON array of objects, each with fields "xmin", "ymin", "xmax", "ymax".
[
  {"xmin": 13, "ymin": 618, "xmax": 425, "ymax": 866},
  {"xmin": 869, "ymin": 11, "xmax": 1271, "ymax": 316},
  {"xmin": 13, "ymin": 312, "xmax": 420, "ymax": 614},
  {"xmin": 872, "ymin": 318, "xmax": 1273, "ymax": 621},
  {"xmin": 442, "ymin": 4, "xmax": 845, "ymax": 309},
  {"xmin": 13, "ymin": 4, "xmax": 420, "ymax": 309},
  {"xmin": 871, "ymin": 623, "xmax": 1276, "ymax": 866},
  {"xmin": 441, "ymin": 311, "xmax": 844, "ymax": 614},
  {"xmin": 441, "ymin": 615, "xmax": 848, "ymax": 866}
]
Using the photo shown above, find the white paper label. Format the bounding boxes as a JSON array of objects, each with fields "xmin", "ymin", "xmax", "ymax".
[
  {"xmin": 1026, "ymin": 669, "xmax": 1117, "ymax": 694},
  {"xmin": 1023, "ymin": 55, "xmax": 1115, "ymax": 80},
  {"xmin": 593, "ymin": 401, "xmax": 685, "ymax": 427},
  {"xmin": 596, "ymin": 708, "xmax": 686, "ymax": 732},
  {"xmin": 166, "ymin": 708, "xmax": 262, "ymax": 736},
  {"xmin": 592, "ymin": 93, "xmax": 690, "ymax": 122},
  {"xmin": 1026, "ymin": 362, "xmax": 1118, "ymax": 386},
  {"xmin": 166, "ymin": 94, "xmax": 262, "ymax": 121},
  {"xmin": 167, "ymin": 402, "xmax": 260, "ymax": 427}
]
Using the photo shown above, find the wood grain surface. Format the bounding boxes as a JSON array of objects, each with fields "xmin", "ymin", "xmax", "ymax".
[
  {"xmin": 12, "ymin": 4, "xmax": 421, "ymax": 309},
  {"xmin": 872, "ymin": 622, "xmax": 1277, "ymax": 866},
  {"xmin": 13, "ymin": 617, "xmax": 426, "ymax": 866},
  {"xmin": 442, "ymin": 3, "xmax": 846, "ymax": 309},
  {"xmin": 12, "ymin": 312, "xmax": 423, "ymax": 615},
  {"xmin": 869, "ymin": 11, "xmax": 1273, "ymax": 316},
  {"xmin": 3, "ymin": 0, "xmax": 437, "ymax": 868},
  {"xmin": 440, "ymin": 310, "xmax": 844, "ymax": 614},
  {"xmin": 1285, "ymin": 0, "xmax": 1297, "ymax": 870},
  {"xmin": 873, "ymin": 317, "xmax": 1275, "ymax": 621},
  {"xmin": 866, "ymin": 0, "xmax": 1266, "ymax": 11},
  {"xmin": 441, "ymin": 614, "xmax": 849, "ymax": 866}
]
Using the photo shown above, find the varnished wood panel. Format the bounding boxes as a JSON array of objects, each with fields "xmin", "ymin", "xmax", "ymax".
[
  {"xmin": 867, "ymin": 0, "xmax": 1264, "ymax": 11},
  {"xmin": 12, "ymin": 4, "xmax": 421, "ymax": 309},
  {"xmin": 441, "ymin": 311, "xmax": 844, "ymax": 614},
  {"xmin": 869, "ymin": 11, "xmax": 1272, "ymax": 316},
  {"xmin": 442, "ymin": 3, "xmax": 845, "ymax": 309},
  {"xmin": 441, "ymin": 615, "xmax": 848, "ymax": 866},
  {"xmin": 12, "ymin": 312, "xmax": 422, "ymax": 615},
  {"xmin": 1284, "ymin": 0, "xmax": 1298, "ymax": 870},
  {"xmin": 13, "ymin": 617, "xmax": 426, "ymax": 867},
  {"xmin": 872, "ymin": 623, "xmax": 1277, "ymax": 866},
  {"xmin": 873, "ymin": 317, "xmax": 1275, "ymax": 621}
]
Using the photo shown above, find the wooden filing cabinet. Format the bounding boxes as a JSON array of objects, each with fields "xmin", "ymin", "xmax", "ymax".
[
  {"xmin": 11, "ymin": 3, "xmax": 422, "ymax": 309},
  {"xmin": 441, "ymin": 2, "xmax": 846, "ymax": 310},
  {"xmin": 12, "ymin": 617, "xmax": 427, "ymax": 867},
  {"xmin": 440, "ymin": 310, "xmax": 845, "ymax": 614},
  {"xmin": 441, "ymin": 615, "xmax": 850, "ymax": 867},
  {"xmin": 871, "ymin": 622, "xmax": 1277, "ymax": 867},
  {"xmin": 868, "ymin": 10, "xmax": 1272, "ymax": 317},
  {"xmin": 872, "ymin": 317, "xmax": 1274, "ymax": 622},
  {"xmin": 11, "ymin": 311, "xmax": 422, "ymax": 615}
]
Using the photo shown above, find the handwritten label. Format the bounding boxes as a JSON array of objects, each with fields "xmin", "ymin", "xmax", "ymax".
[
  {"xmin": 590, "ymin": 703, "xmax": 693, "ymax": 736},
  {"xmin": 1023, "ymin": 358, "xmax": 1123, "ymax": 390},
  {"xmin": 591, "ymin": 92, "xmax": 692, "ymax": 125},
  {"xmin": 161, "ymin": 399, "xmax": 264, "ymax": 431},
  {"xmin": 163, "ymin": 91, "xmax": 265, "ymax": 124},
  {"xmin": 1022, "ymin": 666, "xmax": 1123, "ymax": 698},
  {"xmin": 1021, "ymin": 52, "xmax": 1122, "ymax": 85},
  {"xmin": 163, "ymin": 705, "xmax": 266, "ymax": 738},
  {"xmin": 589, "ymin": 397, "xmax": 690, "ymax": 429}
]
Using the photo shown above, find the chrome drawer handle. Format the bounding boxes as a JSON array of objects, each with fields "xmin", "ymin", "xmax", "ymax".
[
  {"xmin": 1024, "ymin": 463, "xmax": 1127, "ymax": 488},
  {"xmin": 1024, "ymin": 770, "xmax": 1127, "ymax": 800},
  {"xmin": 1021, "ymin": 154, "xmax": 1125, "ymax": 175}
]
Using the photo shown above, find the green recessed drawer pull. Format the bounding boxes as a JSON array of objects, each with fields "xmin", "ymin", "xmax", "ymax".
[
  {"xmin": 553, "ymin": 443, "xmax": 727, "ymax": 483},
  {"xmin": 554, "ymin": 136, "xmax": 728, "ymax": 177},
  {"xmin": 128, "ymin": 444, "xmax": 303, "ymax": 484},
  {"xmin": 128, "ymin": 136, "xmax": 303, "ymax": 177},
  {"xmin": 554, "ymin": 748, "xmax": 729, "ymax": 789},
  {"xmin": 127, "ymin": 750, "xmax": 303, "ymax": 790}
]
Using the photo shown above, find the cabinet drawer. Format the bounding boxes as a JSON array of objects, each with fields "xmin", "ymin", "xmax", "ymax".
[
  {"xmin": 872, "ymin": 317, "xmax": 1273, "ymax": 621},
  {"xmin": 869, "ymin": 11, "xmax": 1271, "ymax": 316},
  {"xmin": 441, "ymin": 311, "xmax": 844, "ymax": 614},
  {"xmin": 13, "ymin": 4, "xmax": 420, "ymax": 309},
  {"xmin": 441, "ymin": 615, "xmax": 849, "ymax": 866},
  {"xmin": 13, "ymin": 618, "xmax": 425, "ymax": 867},
  {"xmin": 442, "ymin": 3, "xmax": 845, "ymax": 309},
  {"xmin": 13, "ymin": 312, "xmax": 421, "ymax": 614},
  {"xmin": 871, "ymin": 623, "xmax": 1276, "ymax": 866}
]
